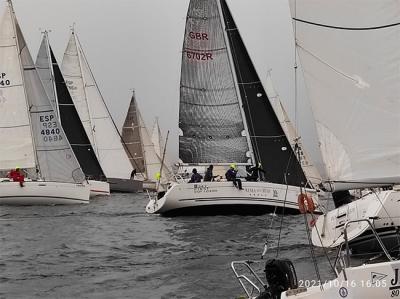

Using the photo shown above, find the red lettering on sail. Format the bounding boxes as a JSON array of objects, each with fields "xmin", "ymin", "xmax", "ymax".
[
  {"xmin": 186, "ymin": 51, "xmax": 213, "ymax": 61},
  {"xmin": 189, "ymin": 32, "xmax": 209, "ymax": 40}
]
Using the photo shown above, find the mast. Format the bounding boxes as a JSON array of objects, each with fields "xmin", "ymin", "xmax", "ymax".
[{"xmin": 216, "ymin": 0, "xmax": 254, "ymax": 165}]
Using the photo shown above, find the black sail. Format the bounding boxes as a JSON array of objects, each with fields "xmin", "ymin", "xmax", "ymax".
[
  {"xmin": 51, "ymin": 47, "xmax": 106, "ymax": 181},
  {"xmin": 220, "ymin": 0, "xmax": 307, "ymax": 186}
]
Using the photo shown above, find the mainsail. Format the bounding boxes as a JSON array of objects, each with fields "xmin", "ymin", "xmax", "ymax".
[
  {"xmin": 179, "ymin": 0, "xmax": 250, "ymax": 164},
  {"xmin": 121, "ymin": 91, "xmax": 146, "ymax": 175},
  {"xmin": 220, "ymin": 0, "xmax": 308, "ymax": 186},
  {"xmin": 61, "ymin": 30, "xmax": 133, "ymax": 180},
  {"xmin": 289, "ymin": 0, "xmax": 400, "ymax": 190},
  {"xmin": 151, "ymin": 118, "xmax": 163, "ymax": 158},
  {"xmin": 4, "ymin": 3, "xmax": 85, "ymax": 183},
  {"xmin": 0, "ymin": 4, "xmax": 36, "ymax": 171},
  {"xmin": 35, "ymin": 33, "xmax": 106, "ymax": 181}
]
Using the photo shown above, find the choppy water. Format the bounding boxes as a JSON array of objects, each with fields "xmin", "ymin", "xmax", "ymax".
[{"xmin": 0, "ymin": 193, "xmax": 338, "ymax": 298}]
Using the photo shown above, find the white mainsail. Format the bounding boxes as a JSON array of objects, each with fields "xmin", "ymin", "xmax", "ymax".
[
  {"xmin": 0, "ymin": 4, "xmax": 35, "ymax": 171},
  {"xmin": 61, "ymin": 30, "xmax": 133, "ymax": 180},
  {"xmin": 1, "ymin": 3, "xmax": 85, "ymax": 183},
  {"xmin": 289, "ymin": 0, "xmax": 400, "ymax": 191},
  {"xmin": 265, "ymin": 73, "xmax": 322, "ymax": 187},
  {"xmin": 151, "ymin": 118, "xmax": 163, "ymax": 158}
]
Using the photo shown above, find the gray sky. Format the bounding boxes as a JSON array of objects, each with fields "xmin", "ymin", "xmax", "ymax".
[{"xmin": 4, "ymin": 0, "xmax": 322, "ymax": 169}]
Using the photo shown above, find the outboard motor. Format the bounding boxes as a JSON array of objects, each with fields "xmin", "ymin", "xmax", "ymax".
[
  {"xmin": 256, "ymin": 259, "xmax": 298, "ymax": 299},
  {"xmin": 332, "ymin": 190, "xmax": 354, "ymax": 208}
]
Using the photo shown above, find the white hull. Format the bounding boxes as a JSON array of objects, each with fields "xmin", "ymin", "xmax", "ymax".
[
  {"xmin": 146, "ymin": 181, "xmax": 318, "ymax": 216},
  {"xmin": 88, "ymin": 180, "xmax": 110, "ymax": 197},
  {"xmin": 281, "ymin": 260, "xmax": 400, "ymax": 299},
  {"xmin": 0, "ymin": 180, "xmax": 90, "ymax": 205},
  {"xmin": 312, "ymin": 189, "xmax": 400, "ymax": 252}
]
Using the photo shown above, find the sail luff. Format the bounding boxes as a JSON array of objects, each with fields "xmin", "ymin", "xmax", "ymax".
[{"xmin": 0, "ymin": 2, "xmax": 36, "ymax": 171}]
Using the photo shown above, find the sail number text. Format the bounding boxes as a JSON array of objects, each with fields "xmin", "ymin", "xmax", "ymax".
[
  {"xmin": 39, "ymin": 114, "xmax": 63, "ymax": 143},
  {"xmin": 0, "ymin": 72, "xmax": 11, "ymax": 86},
  {"xmin": 187, "ymin": 32, "xmax": 213, "ymax": 61}
]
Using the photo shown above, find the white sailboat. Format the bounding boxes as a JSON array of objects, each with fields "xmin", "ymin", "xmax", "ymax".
[
  {"xmin": 285, "ymin": 0, "xmax": 400, "ymax": 254},
  {"xmin": 121, "ymin": 91, "xmax": 173, "ymax": 191},
  {"xmin": 0, "ymin": 1, "xmax": 89, "ymax": 205},
  {"xmin": 35, "ymin": 31, "xmax": 110, "ymax": 197},
  {"xmin": 61, "ymin": 29, "xmax": 142, "ymax": 193},
  {"xmin": 146, "ymin": 0, "xmax": 319, "ymax": 216}
]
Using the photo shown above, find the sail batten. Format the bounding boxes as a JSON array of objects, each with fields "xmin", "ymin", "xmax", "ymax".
[{"xmin": 289, "ymin": 0, "xmax": 400, "ymax": 189}]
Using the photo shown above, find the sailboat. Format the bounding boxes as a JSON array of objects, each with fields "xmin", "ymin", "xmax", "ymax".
[
  {"xmin": 121, "ymin": 91, "xmax": 173, "ymax": 191},
  {"xmin": 230, "ymin": 1, "xmax": 400, "ymax": 298},
  {"xmin": 0, "ymin": 1, "xmax": 90, "ymax": 205},
  {"xmin": 61, "ymin": 29, "xmax": 142, "ymax": 193},
  {"xmin": 283, "ymin": 0, "xmax": 400, "ymax": 254},
  {"xmin": 35, "ymin": 31, "xmax": 110, "ymax": 197},
  {"xmin": 151, "ymin": 118, "xmax": 163, "ymax": 159},
  {"xmin": 146, "ymin": 0, "xmax": 319, "ymax": 216}
]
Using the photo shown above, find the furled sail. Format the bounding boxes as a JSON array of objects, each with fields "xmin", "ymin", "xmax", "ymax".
[
  {"xmin": 13, "ymin": 16, "xmax": 84, "ymax": 183},
  {"xmin": 62, "ymin": 30, "xmax": 133, "ymax": 180},
  {"xmin": 220, "ymin": 0, "xmax": 308, "ymax": 186},
  {"xmin": 0, "ymin": 4, "xmax": 36, "ymax": 171},
  {"xmin": 179, "ymin": 0, "xmax": 250, "ymax": 164},
  {"xmin": 121, "ymin": 91, "xmax": 146, "ymax": 175},
  {"xmin": 289, "ymin": 0, "xmax": 400, "ymax": 190},
  {"xmin": 35, "ymin": 33, "xmax": 106, "ymax": 181}
]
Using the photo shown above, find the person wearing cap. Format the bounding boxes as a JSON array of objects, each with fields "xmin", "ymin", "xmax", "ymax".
[
  {"xmin": 225, "ymin": 164, "xmax": 242, "ymax": 190},
  {"xmin": 188, "ymin": 168, "xmax": 202, "ymax": 183},
  {"xmin": 7, "ymin": 167, "xmax": 25, "ymax": 187}
]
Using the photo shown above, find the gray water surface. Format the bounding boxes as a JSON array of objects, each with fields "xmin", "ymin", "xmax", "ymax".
[{"xmin": 0, "ymin": 193, "xmax": 336, "ymax": 298}]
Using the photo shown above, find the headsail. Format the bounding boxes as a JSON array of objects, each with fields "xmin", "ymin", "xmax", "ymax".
[
  {"xmin": 121, "ymin": 91, "xmax": 146, "ymax": 175},
  {"xmin": 13, "ymin": 14, "xmax": 84, "ymax": 183},
  {"xmin": 151, "ymin": 118, "xmax": 163, "ymax": 158},
  {"xmin": 61, "ymin": 30, "xmax": 133, "ymax": 180},
  {"xmin": 289, "ymin": 0, "xmax": 400, "ymax": 190},
  {"xmin": 179, "ymin": 0, "xmax": 250, "ymax": 164},
  {"xmin": 220, "ymin": 0, "xmax": 308, "ymax": 186},
  {"xmin": 35, "ymin": 33, "xmax": 106, "ymax": 181},
  {"xmin": 0, "ymin": 4, "xmax": 36, "ymax": 171}
]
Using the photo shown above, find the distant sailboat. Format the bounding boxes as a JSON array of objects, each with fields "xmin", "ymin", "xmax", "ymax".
[
  {"xmin": 61, "ymin": 30, "xmax": 142, "ymax": 193},
  {"xmin": 0, "ymin": 1, "xmax": 90, "ymax": 205},
  {"xmin": 35, "ymin": 31, "xmax": 110, "ymax": 197},
  {"xmin": 121, "ymin": 91, "xmax": 172, "ymax": 191},
  {"xmin": 146, "ymin": 0, "xmax": 318, "ymax": 216}
]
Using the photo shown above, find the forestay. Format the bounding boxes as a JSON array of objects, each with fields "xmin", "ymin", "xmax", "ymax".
[
  {"xmin": 289, "ymin": 0, "xmax": 400, "ymax": 190},
  {"xmin": 15, "ymin": 19, "xmax": 84, "ymax": 183},
  {"xmin": 62, "ymin": 31, "xmax": 133, "ymax": 180},
  {"xmin": 0, "ymin": 5, "xmax": 35, "ymax": 171},
  {"xmin": 179, "ymin": 0, "xmax": 249, "ymax": 164}
]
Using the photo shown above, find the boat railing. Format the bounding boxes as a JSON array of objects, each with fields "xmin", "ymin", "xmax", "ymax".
[{"xmin": 230, "ymin": 260, "xmax": 266, "ymax": 299}]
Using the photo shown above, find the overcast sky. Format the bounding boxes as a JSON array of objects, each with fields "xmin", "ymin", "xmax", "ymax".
[{"xmin": 3, "ymin": 0, "xmax": 322, "ymax": 170}]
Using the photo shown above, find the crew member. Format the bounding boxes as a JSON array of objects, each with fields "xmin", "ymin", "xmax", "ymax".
[
  {"xmin": 225, "ymin": 164, "xmax": 242, "ymax": 190},
  {"xmin": 8, "ymin": 167, "xmax": 25, "ymax": 187},
  {"xmin": 188, "ymin": 168, "xmax": 202, "ymax": 183}
]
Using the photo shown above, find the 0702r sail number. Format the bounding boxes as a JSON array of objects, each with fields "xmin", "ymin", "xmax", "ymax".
[
  {"xmin": 0, "ymin": 72, "xmax": 11, "ymax": 86},
  {"xmin": 186, "ymin": 51, "xmax": 213, "ymax": 61}
]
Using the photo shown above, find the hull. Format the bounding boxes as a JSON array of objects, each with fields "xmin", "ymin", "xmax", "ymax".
[
  {"xmin": 107, "ymin": 177, "xmax": 143, "ymax": 193},
  {"xmin": 143, "ymin": 180, "xmax": 157, "ymax": 191},
  {"xmin": 0, "ymin": 180, "xmax": 90, "ymax": 205},
  {"xmin": 312, "ymin": 189, "xmax": 400, "ymax": 253},
  {"xmin": 281, "ymin": 260, "xmax": 400, "ymax": 299},
  {"xmin": 146, "ymin": 181, "xmax": 318, "ymax": 216},
  {"xmin": 88, "ymin": 180, "xmax": 110, "ymax": 197}
]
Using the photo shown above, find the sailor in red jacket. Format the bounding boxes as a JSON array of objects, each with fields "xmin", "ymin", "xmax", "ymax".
[{"xmin": 7, "ymin": 167, "xmax": 25, "ymax": 187}]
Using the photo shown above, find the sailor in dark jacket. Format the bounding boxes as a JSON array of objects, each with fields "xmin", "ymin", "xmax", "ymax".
[
  {"xmin": 188, "ymin": 168, "xmax": 203, "ymax": 183},
  {"xmin": 225, "ymin": 164, "xmax": 242, "ymax": 189},
  {"xmin": 204, "ymin": 165, "xmax": 217, "ymax": 182}
]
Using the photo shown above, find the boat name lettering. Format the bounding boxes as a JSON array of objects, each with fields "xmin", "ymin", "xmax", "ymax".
[
  {"xmin": 244, "ymin": 187, "xmax": 271, "ymax": 194},
  {"xmin": 186, "ymin": 51, "xmax": 213, "ymax": 61},
  {"xmin": 0, "ymin": 72, "xmax": 11, "ymax": 86},
  {"xmin": 193, "ymin": 184, "xmax": 217, "ymax": 193},
  {"xmin": 39, "ymin": 113, "xmax": 62, "ymax": 143},
  {"xmin": 189, "ymin": 32, "xmax": 209, "ymax": 40}
]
